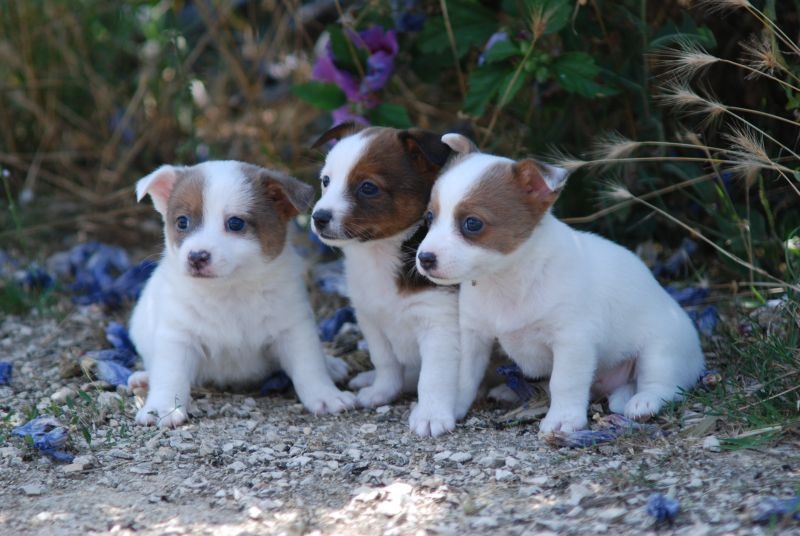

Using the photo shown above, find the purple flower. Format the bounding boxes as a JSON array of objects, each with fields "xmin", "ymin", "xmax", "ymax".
[
  {"xmin": 12, "ymin": 416, "xmax": 74, "ymax": 463},
  {"xmin": 332, "ymin": 105, "xmax": 369, "ymax": 126},
  {"xmin": 312, "ymin": 53, "xmax": 360, "ymax": 101},
  {"xmin": 260, "ymin": 371, "xmax": 292, "ymax": 396},
  {"xmin": 545, "ymin": 414, "xmax": 663, "ymax": 448},
  {"xmin": 0, "ymin": 361, "xmax": 11, "ymax": 385},
  {"xmin": 83, "ymin": 322, "xmax": 139, "ymax": 386},
  {"xmin": 647, "ymin": 493, "xmax": 680, "ymax": 524},
  {"xmin": 753, "ymin": 496, "xmax": 800, "ymax": 523},
  {"xmin": 689, "ymin": 306, "xmax": 718, "ymax": 337},
  {"xmin": 319, "ymin": 306, "xmax": 356, "ymax": 342},
  {"xmin": 392, "ymin": 0, "xmax": 425, "ymax": 32},
  {"xmin": 496, "ymin": 364, "xmax": 535, "ymax": 403}
]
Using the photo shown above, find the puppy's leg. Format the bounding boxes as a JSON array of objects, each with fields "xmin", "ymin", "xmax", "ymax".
[
  {"xmin": 624, "ymin": 346, "xmax": 697, "ymax": 419},
  {"xmin": 409, "ymin": 325, "xmax": 460, "ymax": 437},
  {"xmin": 353, "ymin": 316, "xmax": 403, "ymax": 408},
  {"xmin": 127, "ymin": 371, "xmax": 149, "ymax": 390},
  {"xmin": 455, "ymin": 328, "xmax": 494, "ymax": 420},
  {"xmin": 348, "ymin": 370, "xmax": 376, "ymax": 390},
  {"xmin": 324, "ymin": 355, "xmax": 350, "ymax": 383},
  {"xmin": 608, "ymin": 383, "xmax": 636, "ymax": 414},
  {"xmin": 274, "ymin": 324, "xmax": 356, "ymax": 415},
  {"xmin": 136, "ymin": 342, "xmax": 195, "ymax": 428},
  {"xmin": 539, "ymin": 340, "xmax": 595, "ymax": 435}
]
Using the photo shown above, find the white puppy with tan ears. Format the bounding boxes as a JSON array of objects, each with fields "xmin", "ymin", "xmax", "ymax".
[
  {"xmin": 128, "ymin": 160, "xmax": 355, "ymax": 428},
  {"xmin": 416, "ymin": 135, "xmax": 704, "ymax": 434},
  {"xmin": 310, "ymin": 123, "xmax": 459, "ymax": 437}
]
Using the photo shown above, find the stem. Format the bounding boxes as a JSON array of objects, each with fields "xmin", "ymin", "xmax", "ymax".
[{"xmin": 439, "ymin": 0, "xmax": 467, "ymax": 101}]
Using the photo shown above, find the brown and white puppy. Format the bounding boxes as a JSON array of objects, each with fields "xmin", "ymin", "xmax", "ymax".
[
  {"xmin": 310, "ymin": 124, "xmax": 460, "ymax": 437},
  {"xmin": 129, "ymin": 160, "xmax": 355, "ymax": 427}
]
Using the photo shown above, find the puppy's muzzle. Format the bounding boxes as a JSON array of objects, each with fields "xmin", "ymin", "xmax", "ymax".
[
  {"xmin": 187, "ymin": 250, "xmax": 211, "ymax": 271},
  {"xmin": 417, "ymin": 251, "xmax": 437, "ymax": 271},
  {"xmin": 312, "ymin": 209, "xmax": 333, "ymax": 232}
]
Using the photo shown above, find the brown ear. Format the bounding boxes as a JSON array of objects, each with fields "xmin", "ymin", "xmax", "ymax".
[
  {"xmin": 512, "ymin": 159, "xmax": 568, "ymax": 206},
  {"xmin": 398, "ymin": 129, "xmax": 453, "ymax": 174},
  {"xmin": 311, "ymin": 122, "xmax": 361, "ymax": 150},
  {"xmin": 245, "ymin": 164, "xmax": 314, "ymax": 220}
]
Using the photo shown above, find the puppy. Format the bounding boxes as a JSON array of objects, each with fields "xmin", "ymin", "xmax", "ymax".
[
  {"xmin": 129, "ymin": 160, "xmax": 355, "ymax": 427},
  {"xmin": 310, "ymin": 124, "xmax": 460, "ymax": 437},
  {"xmin": 416, "ymin": 135, "xmax": 705, "ymax": 434}
]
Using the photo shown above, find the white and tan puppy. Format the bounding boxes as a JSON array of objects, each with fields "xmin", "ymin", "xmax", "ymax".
[
  {"xmin": 310, "ymin": 123, "xmax": 459, "ymax": 437},
  {"xmin": 416, "ymin": 135, "xmax": 705, "ymax": 434},
  {"xmin": 129, "ymin": 160, "xmax": 355, "ymax": 427}
]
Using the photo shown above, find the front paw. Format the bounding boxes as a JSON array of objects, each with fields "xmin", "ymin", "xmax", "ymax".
[
  {"xmin": 325, "ymin": 355, "xmax": 350, "ymax": 383},
  {"xmin": 127, "ymin": 371, "xmax": 149, "ymax": 395},
  {"xmin": 538, "ymin": 410, "xmax": 587, "ymax": 435},
  {"xmin": 356, "ymin": 383, "xmax": 400, "ymax": 408},
  {"xmin": 302, "ymin": 388, "xmax": 356, "ymax": 415},
  {"xmin": 348, "ymin": 370, "xmax": 376, "ymax": 390},
  {"xmin": 409, "ymin": 404, "xmax": 456, "ymax": 437},
  {"xmin": 135, "ymin": 404, "xmax": 189, "ymax": 428}
]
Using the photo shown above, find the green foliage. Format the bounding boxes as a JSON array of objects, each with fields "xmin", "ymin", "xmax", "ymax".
[{"xmin": 292, "ymin": 82, "xmax": 347, "ymax": 111}]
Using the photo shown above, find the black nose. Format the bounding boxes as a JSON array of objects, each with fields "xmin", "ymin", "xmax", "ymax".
[
  {"xmin": 187, "ymin": 250, "xmax": 211, "ymax": 270},
  {"xmin": 417, "ymin": 251, "xmax": 437, "ymax": 271},
  {"xmin": 312, "ymin": 209, "xmax": 333, "ymax": 230}
]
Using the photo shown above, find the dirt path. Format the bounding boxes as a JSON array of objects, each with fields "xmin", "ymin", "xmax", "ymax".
[{"xmin": 1, "ymin": 306, "xmax": 799, "ymax": 536}]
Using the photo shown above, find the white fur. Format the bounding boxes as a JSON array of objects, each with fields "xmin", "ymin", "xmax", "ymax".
[
  {"xmin": 312, "ymin": 137, "xmax": 461, "ymax": 437},
  {"xmin": 418, "ymin": 151, "xmax": 705, "ymax": 435},
  {"xmin": 130, "ymin": 160, "xmax": 355, "ymax": 428}
]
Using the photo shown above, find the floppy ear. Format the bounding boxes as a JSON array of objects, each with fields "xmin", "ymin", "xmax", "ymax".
[
  {"xmin": 512, "ymin": 159, "xmax": 569, "ymax": 205},
  {"xmin": 441, "ymin": 133, "xmax": 478, "ymax": 155},
  {"xmin": 136, "ymin": 165, "xmax": 179, "ymax": 216},
  {"xmin": 398, "ymin": 129, "xmax": 453, "ymax": 174},
  {"xmin": 311, "ymin": 121, "xmax": 362, "ymax": 150},
  {"xmin": 252, "ymin": 166, "xmax": 315, "ymax": 221}
]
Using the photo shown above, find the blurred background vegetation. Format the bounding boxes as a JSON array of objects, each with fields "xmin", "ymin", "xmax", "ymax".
[{"xmin": 0, "ymin": 0, "xmax": 798, "ymax": 444}]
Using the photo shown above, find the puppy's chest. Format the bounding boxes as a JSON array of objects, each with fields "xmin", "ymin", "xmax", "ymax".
[
  {"xmin": 185, "ymin": 289, "xmax": 281, "ymax": 349},
  {"xmin": 463, "ymin": 279, "xmax": 551, "ymax": 335},
  {"xmin": 344, "ymin": 244, "xmax": 408, "ymax": 314}
]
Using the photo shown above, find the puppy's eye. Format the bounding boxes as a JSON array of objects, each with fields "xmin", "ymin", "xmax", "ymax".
[
  {"xmin": 175, "ymin": 215, "xmax": 190, "ymax": 231},
  {"xmin": 358, "ymin": 181, "xmax": 380, "ymax": 198},
  {"xmin": 321, "ymin": 175, "xmax": 330, "ymax": 188},
  {"xmin": 461, "ymin": 216, "xmax": 484, "ymax": 235},
  {"xmin": 423, "ymin": 210, "xmax": 434, "ymax": 226},
  {"xmin": 226, "ymin": 216, "xmax": 246, "ymax": 232}
]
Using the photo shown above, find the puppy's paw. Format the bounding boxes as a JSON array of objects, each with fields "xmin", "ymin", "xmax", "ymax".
[
  {"xmin": 538, "ymin": 410, "xmax": 587, "ymax": 435},
  {"xmin": 304, "ymin": 388, "xmax": 356, "ymax": 415},
  {"xmin": 348, "ymin": 370, "xmax": 376, "ymax": 390},
  {"xmin": 324, "ymin": 355, "xmax": 350, "ymax": 383},
  {"xmin": 607, "ymin": 383, "xmax": 636, "ymax": 415},
  {"xmin": 135, "ymin": 405, "xmax": 189, "ymax": 428},
  {"xmin": 127, "ymin": 371, "xmax": 149, "ymax": 392},
  {"xmin": 487, "ymin": 384, "xmax": 520, "ymax": 404},
  {"xmin": 623, "ymin": 392, "xmax": 666, "ymax": 419},
  {"xmin": 356, "ymin": 384, "xmax": 400, "ymax": 408},
  {"xmin": 409, "ymin": 404, "xmax": 456, "ymax": 437}
]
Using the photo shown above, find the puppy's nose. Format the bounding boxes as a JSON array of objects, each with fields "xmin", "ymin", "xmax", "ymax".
[
  {"xmin": 417, "ymin": 251, "xmax": 437, "ymax": 271},
  {"xmin": 187, "ymin": 250, "xmax": 211, "ymax": 269},
  {"xmin": 312, "ymin": 209, "xmax": 333, "ymax": 230}
]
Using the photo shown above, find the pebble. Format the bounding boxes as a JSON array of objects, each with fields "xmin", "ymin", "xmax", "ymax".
[
  {"xmin": 703, "ymin": 436, "xmax": 722, "ymax": 452},
  {"xmin": 229, "ymin": 461, "xmax": 247, "ymax": 472},
  {"xmin": 21, "ymin": 484, "xmax": 45, "ymax": 496},
  {"xmin": 597, "ymin": 507, "xmax": 627, "ymax": 521},
  {"xmin": 450, "ymin": 452, "xmax": 472, "ymax": 463},
  {"xmin": 433, "ymin": 450, "xmax": 453, "ymax": 462},
  {"xmin": 495, "ymin": 469, "xmax": 514, "ymax": 482},
  {"xmin": 50, "ymin": 386, "xmax": 76, "ymax": 403},
  {"xmin": 360, "ymin": 423, "xmax": 378, "ymax": 434}
]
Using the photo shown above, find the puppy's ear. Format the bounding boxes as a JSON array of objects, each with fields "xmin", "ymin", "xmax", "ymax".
[
  {"xmin": 398, "ymin": 129, "xmax": 453, "ymax": 174},
  {"xmin": 512, "ymin": 159, "xmax": 569, "ymax": 205},
  {"xmin": 441, "ymin": 133, "xmax": 478, "ymax": 155},
  {"xmin": 311, "ymin": 121, "xmax": 361, "ymax": 150},
  {"xmin": 136, "ymin": 165, "xmax": 179, "ymax": 216},
  {"xmin": 253, "ymin": 166, "xmax": 315, "ymax": 221}
]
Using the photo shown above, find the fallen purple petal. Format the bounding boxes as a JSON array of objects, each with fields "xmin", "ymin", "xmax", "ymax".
[
  {"xmin": 12, "ymin": 416, "xmax": 75, "ymax": 463},
  {"xmin": 546, "ymin": 414, "xmax": 663, "ymax": 448},
  {"xmin": 0, "ymin": 361, "xmax": 12, "ymax": 385},
  {"xmin": 647, "ymin": 493, "xmax": 680, "ymax": 523},
  {"xmin": 661, "ymin": 238, "xmax": 697, "ymax": 276},
  {"xmin": 689, "ymin": 306, "xmax": 718, "ymax": 336},
  {"xmin": 665, "ymin": 285, "xmax": 709, "ymax": 306},
  {"xmin": 92, "ymin": 358, "xmax": 133, "ymax": 386},
  {"xmin": 105, "ymin": 321, "xmax": 137, "ymax": 354},
  {"xmin": 15, "ymin": 263, "xmax": 55, "ymax": 291},
  {"xmin": 496, "ymin": 364, "xmax": 534, "ymax": 403},
  {"xmin": 753, "ymin": 496, "xmax": 800, "ymax": 524},
  {"xmin": 260, "ymin": 371, "xmax": 292, "ymax": 396},
  {"xmin": 313, "ymin": 260, "xmax": 348, "ymax": 297},
  {"xmin": 319, "ymin": 307, "xmax": 356, "ymax": 342}
]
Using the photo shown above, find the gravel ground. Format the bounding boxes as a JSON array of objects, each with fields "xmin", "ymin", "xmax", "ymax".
[{"xmin": 1, "ymin": 299, "xmax": 800, "ymax": 536}]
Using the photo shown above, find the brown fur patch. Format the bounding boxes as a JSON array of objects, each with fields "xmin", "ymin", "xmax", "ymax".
[
  {"xmin": 396, "ymin": 224, "xmax": 438, "ymax": 294},
  {"xmin": 454, "ymin": 161, "xmax": 554, "ymax": 254},
  {"xmin": 166, "ymin": 169, "xmax": 205, "ymax": 250},
  {"xmin": 240, "ymin": 163, "xmax": 314, "ymax": 259}
]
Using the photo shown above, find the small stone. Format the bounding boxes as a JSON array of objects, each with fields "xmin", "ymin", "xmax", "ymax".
[
  {"xmin": 434, "ymin": 450, "xmax": 453, "ymax": 462},
  {"xmin": 21, "ymin": 484, "xmax": 45, "ymax": 496},
  {"xmin": 360, "ymin": 423, "xmax": 378, "ymax": 434},
  {"xmin": 505, "ymin": 456, "xmax": 519, "ymax": 469},
  {"xmin": 703, "ymin": 436, "xmax": 721, "ymax": 452},
  {"xmin": 495, "ymin": 469, "xmax": 513, "ymax": 482},
  {"xmin": 597, "ymin": 507, "xmax": 627, "ymax": 521},
  {"xmin": 96, "ymin": 391, "xmax": 122, "ymax": 409},
  {"xmin": 51, "ymin": 386, "xmax": 76, "ymax": 404},
  {"xmin": 229, "ymin": 461, "xmax": 247, "ymax": 472},
  {"xmin": 477, "ymin": 455, "xmax": 503, "ymax": 468},
  {"xmin": 375, "ymin": 405, "xmax": 391, "ymax": 414},
  {"xmin": 247, "ymin": 506, "xmax": 262, "ymax": 520},
  {"xmin": 450, "ymin": 452, "xmax": 473, "ymax": 463}
]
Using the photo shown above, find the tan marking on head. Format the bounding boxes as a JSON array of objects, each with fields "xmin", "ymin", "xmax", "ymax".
[
  {"xmin": 240, "ymin": 163, "xmax": 314, "ymax": 259},
  {"xmin": 454, "ymin": 160, "xmax": 560, "ymax": 254},
  {"xmin": 340, "ymin": 127, "xmax": 451, "ymax": 241},
  {"xmin": 165, "ymin": 169, "xmax": 205, "ymax": 250}
]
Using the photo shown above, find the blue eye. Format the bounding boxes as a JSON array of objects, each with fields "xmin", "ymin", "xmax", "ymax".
[
  {"xmin": 424, "ymin": 210, "xmax": 434, "ymax": 226},
  {"xmin": 321, "ymin": 175, "xmax": 330, "ymax": 188},
  {"xmin": 462, "ymin": 216, "xmax": 484, "ymax": 235},
  {"xmin": 358, "ymin": 181, "xmax": 379, "ymax": 198},
  {"xmin": 226, "ymin": 216, "xmax": 245, "ymax": 232},
  {"xmin": 176, "ymin": 215, "xmax": 189, "ymax": 231}
]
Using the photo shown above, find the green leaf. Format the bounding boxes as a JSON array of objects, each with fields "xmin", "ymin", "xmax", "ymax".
[
  {"xmin": 418, "ymin": 0, "xmax": 498, "ymax": 59},
  {"xmin": 328, "ymin": 25, "xmax": 368, "ymax": 74},
  {"xmin": 497, "ymin": 70, "xmax": 528, "ymax": 106},
  {"xmin": 485, "ymin": 39, "xmax": 521, "ymax": 64},
  {"xmin": 292, "ymin": 82, "xmax": 347, "ymax": 111},
  {"xmin": 525, "ymin": 0, "xmax": 572, "ymax": 36},
  {"xmin": 368, "ymin": 103, "xmax": 413, "ymax": 128},
  {"xmin": 553, "ymin": 52, "xmax": 618, "ymax": 97},
  {"xmin": 464, "ymin": 65, "xmax": 508, "ymax": 116}
]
